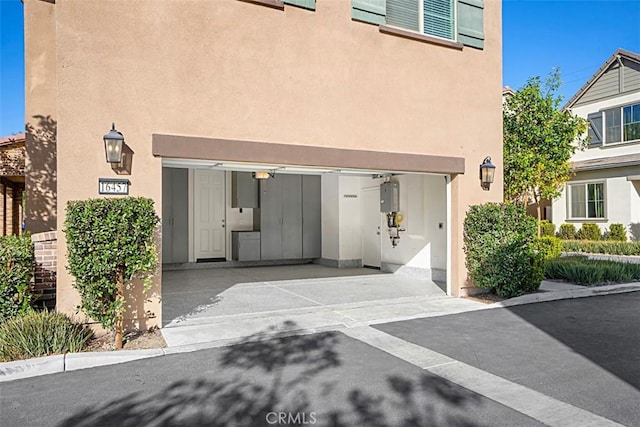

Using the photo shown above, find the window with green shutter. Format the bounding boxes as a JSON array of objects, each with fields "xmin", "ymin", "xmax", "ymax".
[
  {"xmin": 386, "ymin": 0, "xmax": 454, "ymax": 40},
  {"xmin": 351, "ymin": 0, "xmax": 484, "ymax": 49}
]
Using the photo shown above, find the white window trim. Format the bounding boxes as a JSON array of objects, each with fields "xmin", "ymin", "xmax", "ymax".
[
  {"xmin": 602, "ymin": 101, "xmax": 640, "ymax": 146},
  {"xmin": 566, "ymin": 180, "xmax": 607, "ymax": 221}
]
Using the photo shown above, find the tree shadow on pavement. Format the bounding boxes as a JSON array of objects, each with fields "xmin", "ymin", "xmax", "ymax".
[{"xmin": 57, "ymin": 321, "xmax": 495, "ymax": 427}]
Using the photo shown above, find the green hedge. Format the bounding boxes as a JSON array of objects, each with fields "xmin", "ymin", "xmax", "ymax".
[
  {"xmin": 557, "ymin": 223, "xmax": 577, "ymax": 240},
  {"xmin": 464, "ymin": 203, "xmax": 543, "ymax": 297},
  {"xmin": 545, "ymin": 256, "xmax": 640, "ymax": 286},
  {"xmin": 535, "ymin": 236, "xmax": 562, "ymax": 259},
  {"xmin": 65, "ymin": 197, "xmax": 159, "ymax": 347},
  {"xmin": 0, "ymin": 235, "xmax": 35, "ymax": 321},
  {"xmin": 561, "ymin": 240, "xmax": 640, "ymax": 256},
  {"xmin": 0, "ymin": 310, "xmax": 93, "ymax": 362},
  {"xmin": 576, "ymin": 223, "xmax": 602, "ymax": 241},
  {"xmin": 539, "ymin": 220, "xmax": 556, "ymax": 237},
  {"xmin": 605, "ymin": 223, "xmax": 627, "ymax": 242}
]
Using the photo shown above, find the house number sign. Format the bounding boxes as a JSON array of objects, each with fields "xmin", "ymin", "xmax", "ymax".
[{"xmin": 98, "ymin": 178, "xmax": 130, "ymax": 195}]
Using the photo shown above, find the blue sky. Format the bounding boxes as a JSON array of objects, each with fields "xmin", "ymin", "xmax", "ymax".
[
  {"xmin": 0, "ymin": 0, "xmax": 24, "ymax": 136},
  {"xmin": 1, "ymin": 1, "xmax": 640, "ymax": 136},
  {"xmin": 503, "ymin": 0, "xmax": 640, "ymax": 103}
]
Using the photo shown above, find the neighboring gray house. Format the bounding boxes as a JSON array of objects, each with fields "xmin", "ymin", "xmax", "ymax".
[{"xmin": 552, "ymin": 49, "xmax": 640, "ymax": 240}]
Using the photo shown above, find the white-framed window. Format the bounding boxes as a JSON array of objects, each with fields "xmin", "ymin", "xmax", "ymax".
[
  {"xmin": 603, "ymin": 102, "xmax": 640, "ymax": 144},
  {"xmin": 568, "ymin": 182, "xmax": 606, "ymax": 219},
  {"xmin": 386, "ymin": 0, "xmax": 456, "ymax": 41}
]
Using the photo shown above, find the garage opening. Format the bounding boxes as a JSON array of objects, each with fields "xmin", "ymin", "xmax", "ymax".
[
  {"xmin": 161, "ymin": 160, "xmax": 448, "ymax": 274},
  {"xmin": 160, "ymin": 158, "xmax": 451, "ymax": 324},
  {"xmin": 153, "ymin": 135, "xmax": 464, "ymax": 331}
]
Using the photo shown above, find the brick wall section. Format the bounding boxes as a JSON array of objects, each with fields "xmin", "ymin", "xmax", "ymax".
[{"xmin": 32, "ymin": 231, "xmax": 57, "ymax": 309}]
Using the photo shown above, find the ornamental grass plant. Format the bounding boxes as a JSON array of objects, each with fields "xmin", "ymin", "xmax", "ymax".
[{"xmin": 0, "ymin": 310, "xmax": 93, "ymax": 362}]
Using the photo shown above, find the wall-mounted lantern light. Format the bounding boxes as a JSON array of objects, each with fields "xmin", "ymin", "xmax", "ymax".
[
  {"xmin": 103, "ymin": 123, "xmax": 124, "ymax": 164},
  {"xmin": 479, "ymin": 156, "xmax": 496, "ymax": 191},
  {"xmin": 252, "ymin": 171, "xmax": 275, "ymax": 180}
]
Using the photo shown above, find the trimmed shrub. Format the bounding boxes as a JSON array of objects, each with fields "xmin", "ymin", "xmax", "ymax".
[
  {"xmin": 545, "ymin": 256, "xmax": 640, "ymax": 286},
  {"xmin": 464, "ymin": 203, "xmax": 544, "ymax": 297},
  {"xmin": 576, "ymin": 223, "xmax": 602, "ymax": 241},
  {"xmin": 560, "ymin": 240, "xmax": 640, "ymax": 256},
  {"xmin": 0, "ymin": 310, "xmax": 93, "ymax": 362},
  {"xmin": 535, "ymin": 236, "xmax": 562, "ymax": 259},
  {"xmin": 557, "ymin": 223, "xmax": 577, "ymax": 240},
  {"xmin": 605, "ymin": 223, "xmax": 627, "ymax": 242},
  {"xmin": 539, "ymin": 220, "xmax": 556, "ymax": 237},
  {"xmin": 0, "ymin": 235, "xmax": 36, "ymax": 321},
  {"xmin": 65, "ymin": 197, "xmax": 160, "ymax": 348}
]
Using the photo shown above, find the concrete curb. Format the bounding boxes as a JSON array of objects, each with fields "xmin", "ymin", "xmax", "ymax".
[
  {"xmin": 0, "ymin": 354, "xmax": 65, "ymax": 382},
  {"xmin": 1, "ymin": 283, "xmax": 639, "ymax": 383},
  {"xmin": 65, "ymin": 348, "xmax": 165, "ymax": 371},
  {"xmin": 488, "ymin": 282, "xmax": 640, "ymax": 309},
  {"xmin": 0, "ymin": 325, "xmax": 339, "ymax": 383}
]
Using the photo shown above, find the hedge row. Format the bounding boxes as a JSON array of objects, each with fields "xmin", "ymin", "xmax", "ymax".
[
  {"xmin": 545, "ymin": 256, "xmax": 640, "ymax": 286},
  {"xmin": 0, "ymin": 235, "xmax": 36, "ymax": 321},
  {"xmin": 560, "ymin": 240, "xmax": 640, "ymax": 256},
  {"xmin": 553, "ymin": 222, "xmax": 629, "ymax": 241}
]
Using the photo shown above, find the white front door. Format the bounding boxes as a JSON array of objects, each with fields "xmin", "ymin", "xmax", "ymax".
[
  {"xmin": 194, "ymin": 169, "xmax": 226, "ymax": 260},
  {"xmin": 361, "ymin": 187, "xmax": 382, "ymax": 268}
]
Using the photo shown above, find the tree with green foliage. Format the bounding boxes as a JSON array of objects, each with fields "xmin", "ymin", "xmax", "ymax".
[
  {"xmin": 65, "ymin": 197, "xmax": 159, "ymax": 349},
  {"xmin": 503, "ymin": 69, "xmax": 589, "ymax": 235}
]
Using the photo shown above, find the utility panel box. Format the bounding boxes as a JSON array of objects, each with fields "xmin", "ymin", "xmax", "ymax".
[{"xmin": 380, "ymin": 182, "xmax": 399, "ymax": 212}]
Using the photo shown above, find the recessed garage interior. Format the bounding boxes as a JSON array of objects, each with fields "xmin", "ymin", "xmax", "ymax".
[{"xmin": 160, "ymin": 158, "xmax": 451, "ymax": 326}]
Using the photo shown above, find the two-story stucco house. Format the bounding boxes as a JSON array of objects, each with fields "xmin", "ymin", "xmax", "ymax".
[
  {"xmin": 24, "ymin": 0, "xmax": 502, "ymax": 329},
  {"xmin": 552, "ymin": 49, "xmax": 640, "ymax": 241}
]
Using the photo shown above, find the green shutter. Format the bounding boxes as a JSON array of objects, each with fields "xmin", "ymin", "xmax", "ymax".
[
  {"xmin": 457, "ymin": 0, "xmax": 484, "ymax": 49},
  {"xmin": 423, "ymin": 0, "xmax": 454, "ymax": 40},
  {"xmin": 352, "ymin": 0, "xmax": 386, "ymax": 25},
  {"xmin": 386, "ymin": 0, "xmax": 419, "ymax": 32},
  {"xmin": 284, "ymin": 0, "xmax": 316, "ymax": 10},
  {"xmin": 587, "ymin": 112, "xmax": 603, "ymax": 147}
]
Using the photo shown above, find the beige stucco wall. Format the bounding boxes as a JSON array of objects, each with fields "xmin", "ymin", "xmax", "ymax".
[
  {"xmin": 26, "ymin": 0, "xmax": 502, "ymax": 325},
  {"xmin": 24, "ymin": 0, "xmax": 57, "ymax": 234}
]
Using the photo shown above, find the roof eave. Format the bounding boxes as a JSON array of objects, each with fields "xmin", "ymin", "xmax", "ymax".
[{"xmin": 563, "ymin": 48, "xmax": 640, "ymax": 111}]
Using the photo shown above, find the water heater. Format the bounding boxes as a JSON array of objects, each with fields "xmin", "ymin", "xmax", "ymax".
[{"xmin": 380, "ymin": 182, "xmax": 399, "ymax": 212}]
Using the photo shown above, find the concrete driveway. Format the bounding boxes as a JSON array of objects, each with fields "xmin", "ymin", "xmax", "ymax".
[{"xmin": 161, "ymin": 264, "xmax": 482, "ymax": 347}]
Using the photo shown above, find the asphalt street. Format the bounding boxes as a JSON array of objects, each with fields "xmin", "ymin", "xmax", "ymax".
[
  {"xmin": 376, "ymin": 291, "xmax": 640, "ymax": 427},
  {"xmin": 1, "ymin": 292, "xmax": 638, "ymax": 426},
  {"xmin": 0, "ymin": 326, "xmax": 542, "ymax": 427}
]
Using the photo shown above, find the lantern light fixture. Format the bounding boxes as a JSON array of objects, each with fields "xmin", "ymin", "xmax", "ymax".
[
  {"xmin": 479, "ymin": 156, "xmax": 496, "ymax": 191},
  {"xmin": 103, "ymin": 123, "xmax": 124, "ymax": 164}
]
